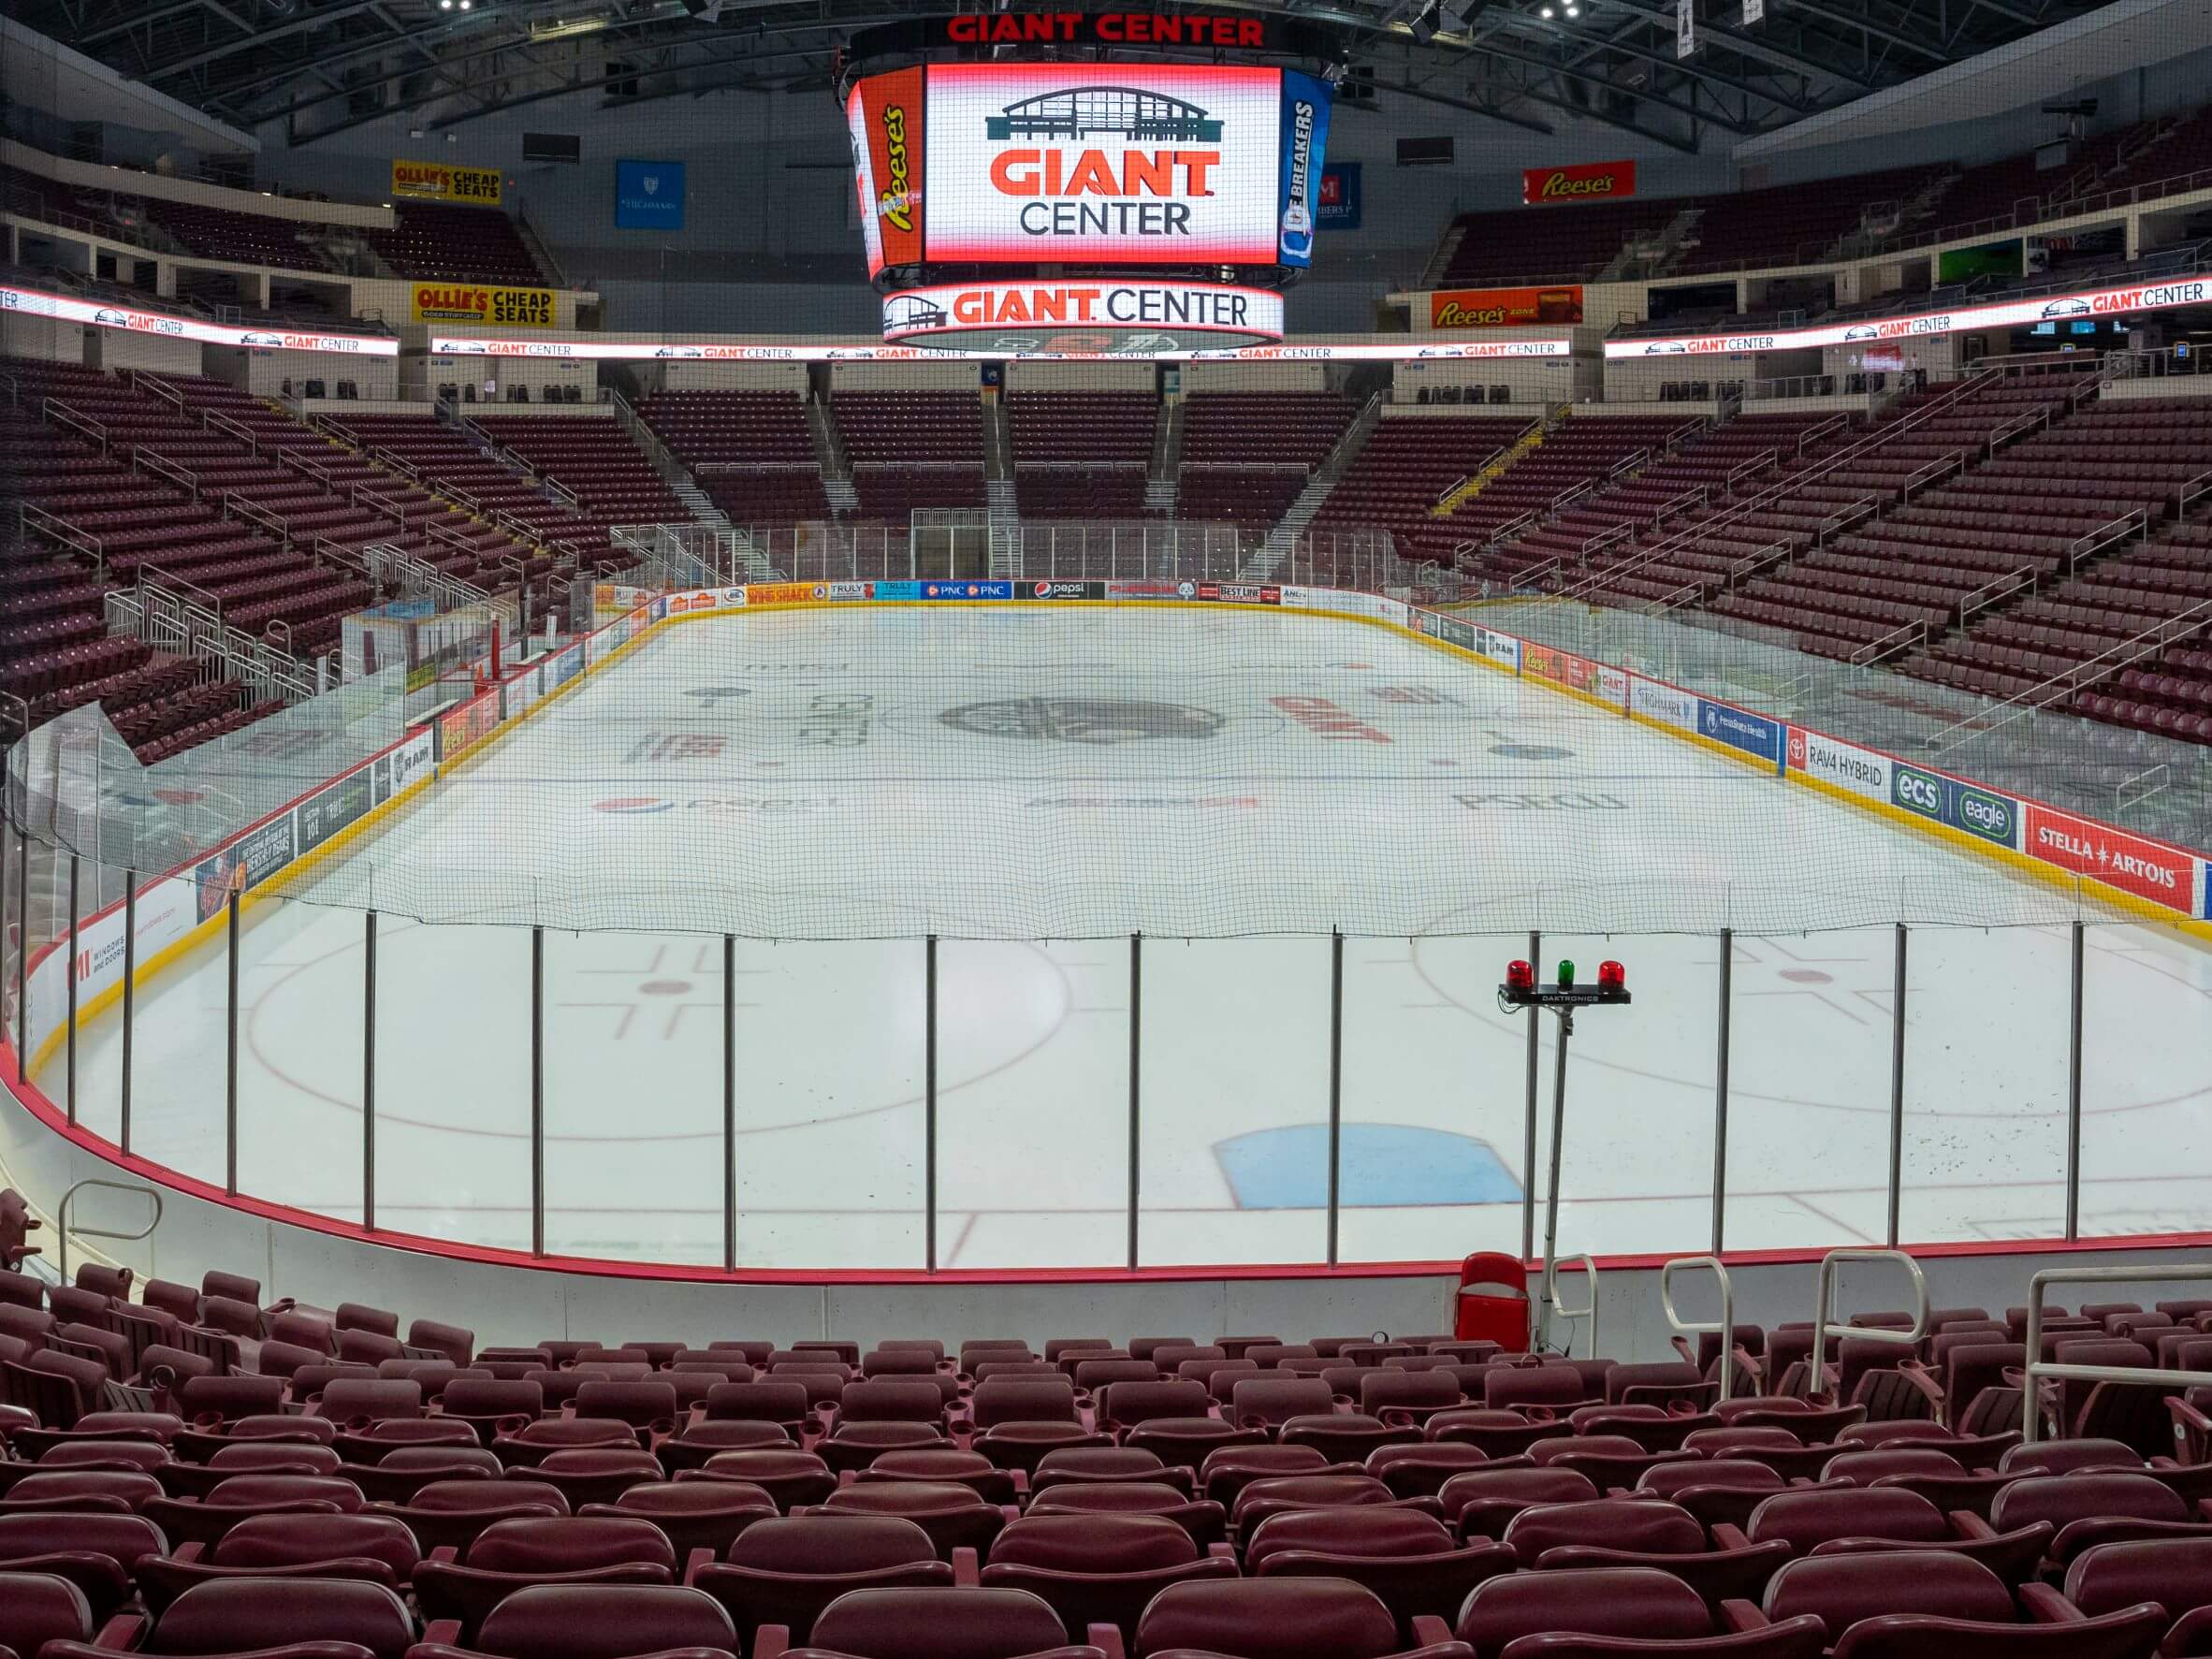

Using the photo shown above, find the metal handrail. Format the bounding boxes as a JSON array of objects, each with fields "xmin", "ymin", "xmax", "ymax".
[
  {"xmin": 1810, "ymin": 1248, "xmax": 1928, "ymax": 1402},
  {"xmin": 56, "ymin": 1178, "xmax": 162, "ymax": 1285},
  {"xmin": 1660, "ymin": 1255, "xmax": 1737, "ymax": 1401},
  {"xmin": 1540, "ymin": 1252, "xmax": 1598, "ymax": 1357},
  {"xmin": 2021, "ymin": 1261, "xmax": 2212, "ymax": 1443}
]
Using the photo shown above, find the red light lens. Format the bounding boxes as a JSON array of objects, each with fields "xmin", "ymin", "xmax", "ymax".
[
  {"xmin": 1598, "ymin": 960, "xmax": 1626, "ymax": 990},
  {"xmin": 1506, "ymin": 959, "xmax": 1535, "ymax": 991}
]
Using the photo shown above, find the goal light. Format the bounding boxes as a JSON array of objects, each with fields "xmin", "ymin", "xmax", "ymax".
[{"xmin": 1497, "ymin": 955, "xmax": 1630, "ymax": 1009}]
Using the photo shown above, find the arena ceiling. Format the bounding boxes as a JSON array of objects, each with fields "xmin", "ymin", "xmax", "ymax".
[{"xmin": 7, "ymin": 0, "xmax": 2117, "ymax": 152}]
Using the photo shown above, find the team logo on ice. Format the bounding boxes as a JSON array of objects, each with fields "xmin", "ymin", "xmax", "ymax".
[{"xmin": 939, "ymin": 697, "xmax": 1225, "ymax": 746}]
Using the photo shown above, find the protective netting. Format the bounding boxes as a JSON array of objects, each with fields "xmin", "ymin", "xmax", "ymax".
[{"xmin": 11, "ymin": 600, "xmax": 2200, "ymax": 942}]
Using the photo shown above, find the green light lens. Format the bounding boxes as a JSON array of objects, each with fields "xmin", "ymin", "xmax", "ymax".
[{"xmin": 1556, "ymin": 958, "xmax": 1576, "ymax": 987}]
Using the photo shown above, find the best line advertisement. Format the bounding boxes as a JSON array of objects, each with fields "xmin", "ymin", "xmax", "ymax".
[
  {"xmin": 1608, "ymin": 273, "xmax": 2212, "ymax": 358},
  {"xmin": 921, "ymin": 63, "xmax": 1284, "ymax": 264}
]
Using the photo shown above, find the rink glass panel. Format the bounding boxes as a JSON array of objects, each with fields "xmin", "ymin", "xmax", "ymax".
[
  {"xmin": 1719, "ymin": 926, "xmax": 1899, "ymax": 1252},
  {"xmin": 237, "ymin": 898, "xmax": 365, "ymax": 1227},
  {"xmin": 543, "ymin": 929, "xmax": 725, "ymax": 1267},
  {"xmin": 2079, "ymin": 919, "xmax": 2212, "ymax": 1240},
  {"xmin": 936, "ymin": 939, "xmax": 1128, "ymax": 1271},
  {"xmin": 1899, "ymin": 924, "xmax": 2069, "ymax": 1246},
  {"xmin": 373, "ymin": 922, "xmax": 534, "ymax": 1254},
  {"xmin": 1138, "ymin": 936, "xmax": 1332, "ymax": 1268}
]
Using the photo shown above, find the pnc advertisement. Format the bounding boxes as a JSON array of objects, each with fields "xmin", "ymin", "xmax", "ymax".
[
  {"xmin": 920, "ymin": 63, "xmax": 1288, "ymax": 264},
  {"xmin": 1522, "ymin": 159, "xmax": 1637, "ymax": 205}
]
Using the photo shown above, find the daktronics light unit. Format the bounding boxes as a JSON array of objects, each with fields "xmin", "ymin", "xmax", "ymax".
[
  {"xmin": 846, "ymin": 63, "xmax": 1331, "ymax": 279},
  {"xmin": 881, "ymin": 279, "xmax": 1286, "ymax": 354}
]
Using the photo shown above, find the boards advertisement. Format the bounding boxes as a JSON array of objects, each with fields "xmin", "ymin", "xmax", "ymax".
[
  {"xmin": 2023, "ymin": 804, "xmax": 2190, "ymax": 909},
  {"xmin": 1786, "ymin": 727, "xmax": 1891, "ymax": 804},
  {"xmin": 1889, "ymin": 759, "xmax": 2020, "ymax": 851}
]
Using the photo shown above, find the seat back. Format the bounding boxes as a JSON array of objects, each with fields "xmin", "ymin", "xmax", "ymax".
[
  {"xmin": 1746, "ymin": 1486, "xmax": 1952, "ymax": 1552},
  {"xmin": 1457, "ymin": 1564, "xmax": 1710, "ymax": 1654},
  {"xmin": 1135, "ymin": 1576, "xmax": 1399, "ymax": 1659},
  {"xmin": 151, "ymin": 1576, "xmax": 416, "ymax": 1659},
  {"xmin": 810, "ymin": 1586, "xmax": 1071, "ymax": 1659},
  {"xmin": 1764, "ymin": 1550, "xmax": 2014, "ymax": 1629},
  {"xmin": 2063, "ymin": 1535, "xmax": 2212, "ymax": 1620},
  {"xmin": 471, "ymin": 1583, "xmax": 737, "ymax": 1659}
]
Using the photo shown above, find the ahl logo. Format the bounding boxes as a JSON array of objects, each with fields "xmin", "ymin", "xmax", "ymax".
[{"xmin": 592, "ymin": 797, "xmax": 676, "ymax": 814}]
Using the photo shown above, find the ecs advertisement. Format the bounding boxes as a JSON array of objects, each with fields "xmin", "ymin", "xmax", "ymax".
[{"xmin": 920, "ymin": 64, "xmax": 1291, "ymax": 264}]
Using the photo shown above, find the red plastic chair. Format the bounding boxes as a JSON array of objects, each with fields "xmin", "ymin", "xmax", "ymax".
[{"xmin": 1453, "ymin": 1255, "xmax": 1530, "ymax": 1352}]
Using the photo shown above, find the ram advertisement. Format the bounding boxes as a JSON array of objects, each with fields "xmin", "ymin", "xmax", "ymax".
[{"xmin": 921, "ymin": 63, "xmax": 1289, "ymax": 265}]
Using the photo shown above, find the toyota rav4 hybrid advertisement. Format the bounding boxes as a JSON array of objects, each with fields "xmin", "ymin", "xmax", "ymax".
[
  {"xmin": 847, "ymin": 64, "xmax": 1329, "ymax": 272},
  {"xmin": 1606, "ymin": 275, "xmax": 2212, "ymax": 357}
]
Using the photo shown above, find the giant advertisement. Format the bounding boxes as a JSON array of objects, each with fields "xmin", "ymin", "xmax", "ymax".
[{"xmin": 922, "ymin": 63, "xmax": 1287, "ymax": 264}]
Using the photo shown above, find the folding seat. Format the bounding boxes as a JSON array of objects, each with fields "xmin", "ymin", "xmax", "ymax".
[
  {"xmin": 137, "ymin": 1511, "xmax": 424, "ymax": 1612},
  {"xmin": 1605, "ymin": 1362, "xmax": 1713, "ymax": 1411},
  {"xmin": 372, "ymin": 1477, "xmax": 569, "ymax": 1553},
  {"xmin": 1247, "ymin": 1506, "xmax": 1514, "ymax": 1639},
  {"xmin": 981, "ymin": 1512, "xmax": 1235, "ymax": 1641},
  {"xmin": 1138, "ymin": 1576, "xmax": 1455, "ymax": 1659},
  {"xmin": 686, "ymin": 1449, "xmax": 837, "ymax": 1512},
  {"xmin": 41, "ymin": 1576, "xmax": 417, "ymax": 1659},
  {"xmin": 1820, "ymin": 1601, "xmax": 2166, "ymax": 1657},
  {"xmin": 1485, "ymin": 1364, "xmax": 1595, "ymax": 1415},
  {"xmin": 1200, "ymin": 1446, "xmax": 1338, "ymax": 1507},
  {"xmin": 704, "ymin": 1381, "xmax": 811, "ymax": 1438},
  {"xmin": 0, "ymin": 1512, "xmax": 166, "ymax": 1618},
  {"xmin": 522, "ymin": 1448, "xmax": 665, "ymax": 1508},
  {"xmin": 0, "ymin": 1571, "xmax": 98, "ymax": 1659},
  {"xmin": 1231, "ymin": 1473, "xmax": 1413, "ymax": 1542},
  {"xmin": 1233, "ymin": 1379, "xmax": 1338, "ymax": 1435},
  {"xmin": 1997, "ymin": 1437, "xmax": 2138, "ymax": 1477},
  {"xmin": 691, "ymin": 1515, "xmax": 953, "ymax": 1646},
  {"xmin": 1128, "ymin": 1338, "xmax": 1197, "ymax": 1362},
  {"xmin": 1531, "ymin": 1433, "xmax": 1695, "ymax": 1491},
  {"xmin": 1440, "ymin": 1467, "xmax": 1599, "ymax": 1541},
  {"xmin": 1764, "ymin": 1549, "xmax": 2016, "ymax": 1637},
  {"xmin": 406, "ymin": 1582, "xmax": 737, "ymax": 1659},
  {"xmin": 1366, "ymin": 1443, "xmax": 1493, "ymax": 1501},
  {"xmin": 410, "ymin": 1320, "xmax": 476, "ymax": 1364},
  {"xmin": 660, "ymin": 1421, "xmax": 793, "ymax": 1475},
  {"xmin": 972, "ymin": 1376, "xmax": 1079, "ymax": 1432},
  {"xmin": 413, "ymin": 1515, "xmax": 680, "ymax": 1639},
  {"xmin": 436, "ymin": 1378, "xmax": 545, "ymax": 1447},
  {"xmin": 583, "ymin": 1478, "xmax": 778, "ymax": 1560},
  {"xmin": 1570, "ymin": 1408, "xmax": 1718, "ymax": 1455},
  {"xmin": 1984, "ymin": 1471, "xmax": 2210, "ymax": 1573},
  {"xmin": 1729, "ymin": 1485, "xmax": 2049, "ymax": 1586},
  {"xmin": 574, "ymin": 1382, "xmax": 680, "ymax": 1437},
  {"xmin": 1504, "ymin": 1497, "xmax": 1704, "ymax": 1567},
  {"xmin": 1825, "ymin": 1448, "xmax": 1964, "ymax": 1485},
  {"xmin": 1029, "ymin": 1448, "xmax": 1188, "ymax": 1497},
  {"xmin": 1361, "ymin": 1373, "xmax": 1463, "ymax": 1424},
  {"xmin": 1426, "ymin": 1411, "xmax": 1562, "ymax": 1459},
  {"xmin": 816, "ymin": 1479, "xmax": 1007, "ymax": 1560},
  {"xmin": 1027, "ymin": 1480, "xmax": 1228, "ymax": 1550}
]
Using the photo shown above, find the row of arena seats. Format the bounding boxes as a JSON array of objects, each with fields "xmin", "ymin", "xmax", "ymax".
[{"xmin": 0, "ymin": 1225, "xmax": 2208, "ymax": 1658}]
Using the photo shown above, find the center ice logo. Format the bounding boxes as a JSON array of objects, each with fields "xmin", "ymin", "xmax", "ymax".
[{"xmin": 939, "ymin": 697, "xmax": 1225, "ymax": 745}]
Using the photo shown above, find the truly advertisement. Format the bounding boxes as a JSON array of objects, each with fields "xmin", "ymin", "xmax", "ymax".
[
  {"xmin": 1608, "ymin": 273, "xmax": 2212, "ymax": 358},
  {"xmin": 1276, "ymin": 70, "xmax": 1332, "ymax": 269},
  {"xmin": 1697, "ymin": 700, "xmax": 1784, "ymax": 768},
  {"xmin": 852, "ymin": 66, "xmax": 925, "ymax": 274},
  {"xmin": 1431, "ymin": 284, "xmax": 1584, "ymax": 328},
  {"xmin": 1523, "ymin": 159, "xmax": 1636, "ymax": 205},
  {"xmin": 2024, "ymin": 804, "xmax": 2191, "ymax": 910},
  {"xmin": 923, "ymin": 63, "xmax": 1284, "ymax": 264},
  {"xmin": 391, "ymin": 160, "xmax": 502, "ymax": 205},
  {"xmin": 411, "ymin": 284, "xmax": 555, "ymax": 327},
  {"xmin": 1787, "ymin": 727, "xmax": 1891, "ymax": 804},
  {"xmin": 1889, "ymin": 760, "xmax": 2019, "ymax": 850}
]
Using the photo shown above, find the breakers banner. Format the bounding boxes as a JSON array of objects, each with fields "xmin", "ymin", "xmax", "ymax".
[
  {"xmin": 1523, "ymin": 159, "xmax": 1635, "ymax": 205},
  {"xmin": 391, "ymin": 160, "xmax": 502, "ymax": 205},
  {"xmin": 1609, "ymin": 272, "xmax": 2212, "ymax": 357},
  {"xmin": 1432, "ymin": 284, "xmax": 1584, "ymax": 328},
  {"xmin": 410, "ymin": 284, "xmax": 557, "ymax": 327}
]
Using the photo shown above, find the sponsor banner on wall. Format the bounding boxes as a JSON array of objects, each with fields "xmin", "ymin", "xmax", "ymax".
[
  {"xmin": 1697, "ymin": 700, "xmax": 1783, "ymax": 768},
  {"xmin": 1630, "ymin": 677, "xmax": 1698, "ymax": 733},
  {"xmin": 1276, "ymin": 69, "xmax": 1332, "ymax": 269},
  {"xmin": 426, "ymin": 333, "xmax": 1569, "ymax": 363},
  {"xmin": 1103, "ymin": 579, "xmax": 1186, "ymax": 600},
  {"xmin": 1431, "ymin": 285, "xmax": 1585, "ymax": 328},
  {"xmin": 1317, "ymin": 162, "xmax": 1361, "ymax": 229},
  {"xmin": 549, "ymin": 646, "xmax": 586, "ymax": 691},
  {"xmin": 1786, "ymin": 726, "xmax": 1891, "ymax": 804},
  {"xmin": 411, "ymin": 284, "xmax": 555, "ymax": 327},
  {"xmin": 1, "ymin": 283, "xmax": 397, "ymax": 356},
  {"xmin": 923, "ymin": 63, "xmax": 1285, "ymax": 265},
  {"xmin": 1594, "ymin": 664, "xmax": 1629, "ymax": 707},
  {"xmin": 193, "ymin": 816, "xmax": 298, "ymax": 923},
  {"xmin": 1474, "ymin": 625, "xmax": 1521, "ymax": 674},
  {"xmin": 391, "ymin": 160, "xmax": 502, "ymax": 205},
  {"xmin": 1202, "ymin": 582, "xmax": 1281, "ymax": 604},
  {"xmin": 1523, "ymin": 159, "xmax": 1636, "ymax": 206},
  {"xmin": 745, "ymin": 582, "xmax": 824, "ymax": 606},
  {"xmin": 389, "ymin": 730, "xmax": 436, "ymax": 794},
  {"xmin": 2024, "ymin": 804, "xmax": 2192, "ymax": 910},
  {"xmin": 850, "ymin": 66, "xmax": 924, "ymax": 275},
  {"xmin": 1521, "ymin": 641, "xmax": 1614, "ymax": 703},
  {"xmin": 1887, "ymin": 760, "xmax": 2019, "ymax": 850},
  {"xmin": 615, "ymin": 160, "xmax": 686, "ymax": 231},
  {"xmin": 297, "ymin": 764, "xmax": 376, "ymax": 856},
  {"xmin": 1608, "ymin": 272, "xmax": 2212, "ymax": 359}
]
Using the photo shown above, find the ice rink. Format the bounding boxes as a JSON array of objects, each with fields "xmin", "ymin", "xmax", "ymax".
[{"xmin": 49, "ymin": 606, "xmax": 2212, "ymax": 1271}]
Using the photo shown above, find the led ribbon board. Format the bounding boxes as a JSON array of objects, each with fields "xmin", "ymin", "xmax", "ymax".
[
  {"xmin": 426, "ymin": 334, "xmax": 1568, "ymax": 362},
  {"xmin": 1, "ymin": 284, "xmax": 400, "ymax": 356},
  {"xmin": 881, "ymin": 279, "xmax": 1285, "ymax": 354}
]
